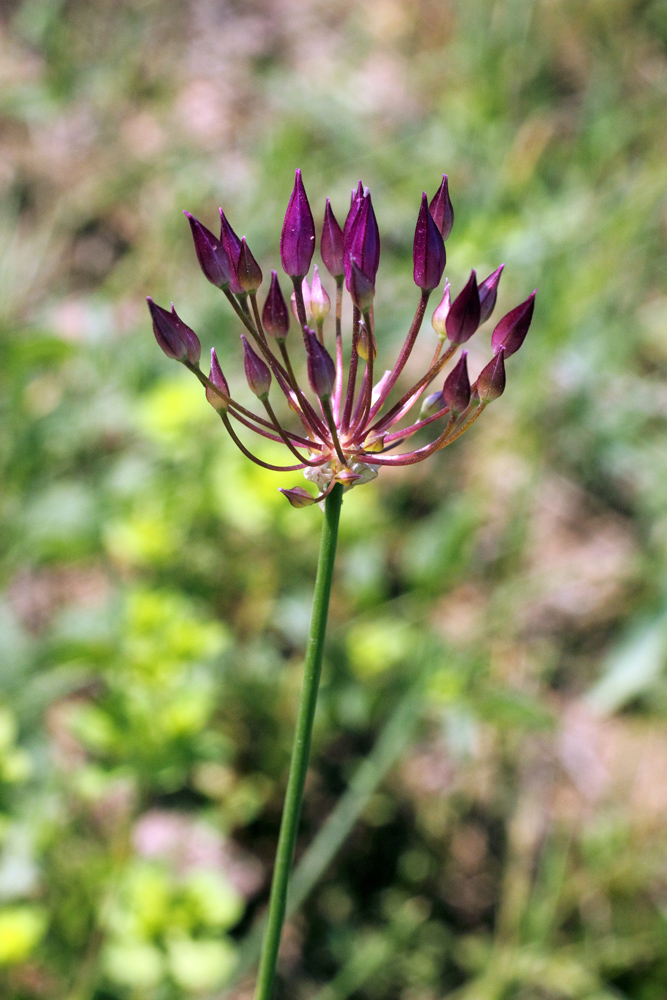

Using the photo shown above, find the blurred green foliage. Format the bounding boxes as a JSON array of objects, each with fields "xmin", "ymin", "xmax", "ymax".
[{"xmin": 1, "ymin": 0, "xmax": 667, "ymax": 997}]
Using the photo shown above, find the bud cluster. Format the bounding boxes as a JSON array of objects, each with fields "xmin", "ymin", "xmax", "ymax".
[{"xmin": 148, "ymin": 170, "xmax": 536, "ymax": 507}]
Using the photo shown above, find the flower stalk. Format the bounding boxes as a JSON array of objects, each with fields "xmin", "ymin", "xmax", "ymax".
[{"xmin": 254, "ymin": 483, "xmax": 344, "ymax": 1000}]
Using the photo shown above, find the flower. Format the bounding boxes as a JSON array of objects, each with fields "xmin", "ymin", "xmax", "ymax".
[{"xmin": 149, "ymin": 171, "xmax": 536, "ymax": 506}]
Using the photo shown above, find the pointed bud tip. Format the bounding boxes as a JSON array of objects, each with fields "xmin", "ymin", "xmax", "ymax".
[
  {"xmin": 263, "ymin": 270, "xmax": 290, "ymax": 340},
  {"xmin": 344, "ymin": 190, "xmax": 380, "ymax": 287},
  {"xmin": 147, "ymin": 297, "xmax": 200, "ymax": 364},
  {"xmin": 279, "ymin": 486, "xmax": 316, "ymax": 508},
  {"xmin": 443, "ymin": 351, "xmax": 471, "ymax": 415},
  {"xmin": 348, "ymin": 257, "xmax": 375, "ymax": 310},
  {"xmin": 206, "ymin": 348, "xmax": 230, "ymax": 411},
  {"xmin": 429, "ymin": 173, "xmax": 454, "ymax": 241},
  {"xmin": 304, "ymin": 327, "xmax": 336, "ymax": 398},
  {"xmin": 281, "ymin": 168, "xmax": 316, "ymax": 278},
  {"xmin": 445, "ymin": 270, "xmax": 481, "ymax": 344},
  {"xmin": 414, "ymin": 192, "xmax": 446, "ymax": 290},
  {"xmin": 477, "ymin": 349, "xmax": 506, "ymax": 402},
  {"xmin": 241, "ymin": 333, "xmax": 271, "ymax": 398},
  {"xmin": 491, "ymin": 290, "xmax": 536, "ymax": 358}
]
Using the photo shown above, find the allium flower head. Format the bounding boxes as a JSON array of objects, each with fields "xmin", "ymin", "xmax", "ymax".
[{"xmin": 150, "ymin": 172, "xmax": 536, "ymax": 505}]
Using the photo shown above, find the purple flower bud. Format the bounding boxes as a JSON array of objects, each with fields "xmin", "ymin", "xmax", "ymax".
[
  {"xmin": 343, "ymin": 182, "xmax": 364, "ymax": 246},
  {"xmin": 413, "ymin": 192, "xmax": 446, "ymax": 291},
  {"xmin": 348, "ymin": 258, "xmax": 375, "ymax": 311},
  {"xmin": 236, "ymin": 236, "xmax": 263, "ymax": 292},
  {"xmin": 420, "ymin": 390, "xmax": 444, "ymax": 418},
  {"xmin": 206, "ymin": 348, "xmax": 230, "ymax": 411},
  {"xmin": 477, "ymin": 349, "xmax": 506, "ymax": 402},
  {"xmin": 429, "ymin": 174, "xmax": 454, "ymax": 241},
  {"xmin": 304, "ymin": 328, "xmax": 336, "ymax": 399},
  {"xmin": 431, "ymin": 281, "xmax": 451, "ymax": 338},
  {"xmin": 147, "ymin": 298, "xmax": 201, "ymax": 364},
  {"xmin": 491, "ymin": 291, "xmax": 536, "ymax": 358},
  {"xmin": 443, "ymin": 352, "xmax": 471, "ymax": 415},
  {"xmin": 147, "ymin": 297, "xmax": 185, "ymax": 360},
  {"xmin": 219, "ymin": 209, "xmax": 244, "ymax": 295},
  {"xmin": 321, "ymin": 198, "xmax": 345, "ymax": 278},
  {"xmin": 478, "ymin": 264, "xmax": 504, "ymax": 324},
  {"xmin": 262, "ymin": 271, "xmax": 290, "ymax": 340},
  {"xmin": 280, "ymin": 169, "xmax": 316, "ymax": 278},
  {"xmin": 184, "ymin": 212, "xmax": 231, "ymax": 288},
  {"xmin": 310, "ymin": 265, "xmax": 331, "ymax": 322},
  {"xmin": 172, "ymin": 307, "xmax": 201, "ymax": 365},
  {"xmin": 241, "ymin": 334, "xmax": 271, "ymax": 399},
  {"xmin": 344, "ymin": 191, "xmax": 380, "ymax": 287},
  {"xmin": 445, "ymin": 271, "xmax": 481, "ymax": 344},
  {"xmin": 279, "ymin": 486, "xmax": 316, "ymax": 508}
]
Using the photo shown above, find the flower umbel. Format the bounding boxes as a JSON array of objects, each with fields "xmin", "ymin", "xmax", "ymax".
[{"xmin": 149, "ymin": 171, "xmax": 536, "ymax": 505}]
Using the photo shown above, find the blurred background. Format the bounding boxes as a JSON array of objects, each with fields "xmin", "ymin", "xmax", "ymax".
[{"xmin": 1, "ymin": 0, "xmax": 667, "ymax": 997}]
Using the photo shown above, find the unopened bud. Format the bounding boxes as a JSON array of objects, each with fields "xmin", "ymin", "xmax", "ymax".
[
  {"xmin": 262, "ymin": 271, "xmax": 290, "ymax": 340},
  {"xmin": 478, "ymin": 264, "xmax": 504, "ymax": 324},
  {"xmin": 443, "ymin": 352, "xmax": 470, "ymax": 415},
  {"xmin": 206, "ymin": 348, "xmax": 230, "ymax": 411},
  {"xmin": 362, "ymin": 433, "xmax": 385, "ymax": 453},
  {"xmin": 147, "ymin": 298, "xmax": 200, "ymax": 365},
  {"xmin": 304, "ymin": 328, "xmax": 335, "ymax": 399},
  {"xmin": 280, "ymin": 169, "xmax": 316, "ymax": 278},
  {"xmin": 420, "ymin": 391, "xmax": 444, "ymax": 418},
  {"xmin": 236, "ymin": 236, "xmax": 263, "ymax": 293},
  {"xmin": 429, "ymin": 174, "xmax": 454, "ymax": 241},
  {"xmin": 491, "ymin": 291, "xmax": 536, "ymax": 357},
  {"xmin": 184, "ymin": 212, "xmax": 231, "ymax": 288},
  {"xmin": 477, "ymin": 350, "xmax": 506, "ymax": 402},
  {"xmin": 356, "ymin": 321, "xmax": 377, "ymax": 362},
  {"xmin": 344, "ymin": 190, "xmax": 380, "ymax": 287},
  {"xmin": 219, "ymin": 209, "xmax": 244, "ymax": 295},
  {"xmin": 348, "ymin": 258, "xmax": 375, "ymax": 311},
  {"xmin": 413, "ymin": 192, "xmax": 446, "ymax": 291},
  {"xmin": 279, "ymin": 486, "xmax": 316, "ymax": 508},
  {"xmin": 344, "ymin": 181, "xmax": 364, "ymax": 246},
  {"xmin": 445, "ymin": 271, "xmax": 481, "ymax": 344},
  {"xmin": 336, "ymin": 469, "xmax": 363, "ymax": 486},
  {"xmin": 309, "ymin": 265, "xmax": 331, "ymax": 322},
  {"xmin": 431, "ymin": 281, "xmax": 451, "ymax": 338},
  {"xmin": 241, "ymin": 334, "xmax": 271, "ymax": 400},
  {"xmin": 321, "ymin": 198, "xmax": 345, "ymax": 278}
]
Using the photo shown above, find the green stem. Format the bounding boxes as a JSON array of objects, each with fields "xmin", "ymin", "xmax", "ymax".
[{"xmin": 254, "ymin": 483, "xmax": 344, "ymax": 1000}]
